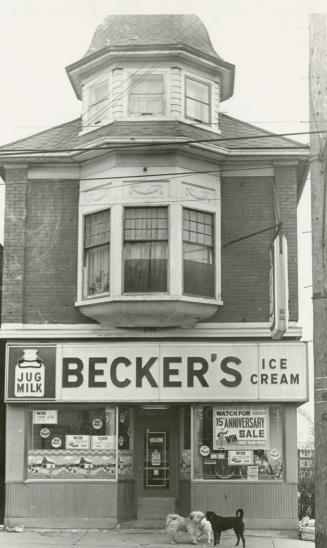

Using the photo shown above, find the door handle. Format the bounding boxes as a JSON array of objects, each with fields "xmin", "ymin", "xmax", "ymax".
[{"xmin": 138, "ymin": 465, "xmax": 141, "ymax": 473}]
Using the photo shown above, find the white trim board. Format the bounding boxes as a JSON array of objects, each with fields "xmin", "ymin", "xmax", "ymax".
[{"xmin": 0, "ymin": 322, "xmax": 303, "ymax": 339}]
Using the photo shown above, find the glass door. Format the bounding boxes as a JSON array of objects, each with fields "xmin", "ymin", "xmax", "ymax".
[{"xmin": 136, "ymin": 407, "xmax": 177, "ymax": 499}]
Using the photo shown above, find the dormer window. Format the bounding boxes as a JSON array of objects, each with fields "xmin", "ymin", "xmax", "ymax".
[
  {"xmin": 83, "ymin": 210, "xmax": 110, "ymax": 297},
  {"xmin": 128, "ymin": 74, "xmax": 165, "ymax": 116},
  {"xmin": 124, "ymin": 206, "xmax": 168, "ymax": 292},
  {"xmin": 185, "ymin": 77, "xmax": 210, "ymax": 124},
  {"xmin": 84, "ymin": 79, "xmax": 109, "ymax": 126}
]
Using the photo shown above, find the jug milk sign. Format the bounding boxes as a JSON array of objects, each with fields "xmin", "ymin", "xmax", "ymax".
[{"xmin": 6, "ymin": 346, "xmax": 56, "ymax": 401}]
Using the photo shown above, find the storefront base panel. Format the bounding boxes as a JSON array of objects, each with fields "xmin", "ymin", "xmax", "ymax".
[
  {"xmin": 5, "ymin": 482, "xmax": 118, "ymax": 528},
  {"xmin": 177, "ymin": 480, "xmax": 191, "ymax": 516},
  {"xmin": 191, "ymin": 482, "xmax": 298, "ymax": 530},
  {"xmin": 117, "ymin": 480, "xmax": 136, "ymax": 521}
]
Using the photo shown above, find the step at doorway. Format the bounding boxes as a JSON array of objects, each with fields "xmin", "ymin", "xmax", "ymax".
[{"xmin": 137, "ymin": 497, "xmax": 175, "ymax": 520}]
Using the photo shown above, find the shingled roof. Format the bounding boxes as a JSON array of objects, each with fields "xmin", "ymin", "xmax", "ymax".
[
  {"xmin": 84, "ymin": 14, "xmax": 222, "ymax": 62},
  {"xmin": 0, "ymin": 115, "xmax": 309, "ymax": 156}
]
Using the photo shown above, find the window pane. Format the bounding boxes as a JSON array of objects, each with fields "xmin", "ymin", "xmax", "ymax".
[
  {"xmin": 118, "ymin": 407, "xmax": 134, "ymax": 478},
  {"xmin": 86, "ymin": 245, "xmax": 110, "ymax": 296},
  {"xmin": 28, "ymin": 406, "xmax": 117, "ymax": 480},
  {"xmin": 124, "ymin": 241, "xmax": 168, "ymax": 292},
  {"xmin": 89, "ymin": 81, "xmax": 108, "ymax": 106},
  {"xmin": 186, "ymin": 78, "xmax": 209, "ymax": 103},
  {"xmin": 85, "ymin": 210, "xmax": 110, "ymax": 248},
  {"xmin": 183, "ymin": 209, "xmax": 214, "ymax": 297},
  {"xmin": 193, "ymin": 405, "xmax": 284, "ymax": 481},
  {"xmin": 185, "ymin": 78, "xmax": 210, "ymax": 123},
  {"xmin": 86, "ymin": 80, "xmax": 108, "ymax": 125},
  {"xmin": 84, "ymin": 210, "xmax": 110, "ymax": 297},
  {"xmin": 129, "ymin": 74, "xmax": 164, "ymax": 115},
  {"xmin": 186, "ymin": 98, "xmax": 210, "ymax": 123},
  {"xmin": 124, "ymin": 207, "xmax": 168, "ymax": 293}
]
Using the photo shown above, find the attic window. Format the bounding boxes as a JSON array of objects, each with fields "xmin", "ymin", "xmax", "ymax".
[
  {"xmin": 84, "ymin": 79, "xmax": 109, "ymax": 126},
  {"xmin": 185, "ymin": 77, "xmax": 210, "ymax": 124},
  {"xmin": 128, "ymin": 74, "xmax": 165, "ymax": 116}
]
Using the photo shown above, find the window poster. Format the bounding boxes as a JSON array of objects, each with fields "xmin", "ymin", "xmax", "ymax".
[
  {"xmin": 213, "ymin": 406, "xmax": 269, "ymax": 450},
  {"xmin": 65, "ymin": 435, "xmax": 90, "ymax": 450},
  {"xmin": 228, "ymin": 450, "xmax": 253, "ymax": 466},
  {"xmin": 118, "ymin": 449, "xmax": 134, "ymax": 478},
  {"xmin": 33, "ymin": 410, "xmax": 58, "ymax": 424},
  {"xmin": 27, "ymin": 449, "xmax": 116, "ymax": 480},
  {"xmin": 91, "ymin": 436, "xmax": 113, "ymax": 450},
  {"xmin": 247, "ymin": 465, "xmax": 259, "ymax": 481}
]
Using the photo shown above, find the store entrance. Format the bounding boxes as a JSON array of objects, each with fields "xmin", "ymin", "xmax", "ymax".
[{"xmin": 135, "ymin": 406, "xmax": 178, "ymax": 519}]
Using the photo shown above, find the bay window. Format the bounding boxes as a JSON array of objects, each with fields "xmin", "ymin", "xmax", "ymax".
[
  {"xmin": 185, "ymin": 76, "xmax": 210, "ymax": 124},
  {"xmin": 124, "ymin": 206, "xmax": 168, "ymax": 293},
  {"xmin": 183, "ymin": 208, "xmax": 215, "ymax": 297},
  {"xmin": 128, "ymin": 74, "xmax": 165, "ymax": 116},
  {"xmin": 84, "ymin": 210, "xmax": 110, "ymax": 297}
]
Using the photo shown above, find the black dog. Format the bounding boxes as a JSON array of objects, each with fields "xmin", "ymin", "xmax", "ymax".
[{"xmin": 206, "ymin": 509, "xmax": 245, "ymax": 547}]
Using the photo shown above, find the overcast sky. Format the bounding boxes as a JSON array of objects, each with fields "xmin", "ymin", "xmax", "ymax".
[{"xmin": 0, "ymin": 0, "xmax": 321, "ymax": 439}]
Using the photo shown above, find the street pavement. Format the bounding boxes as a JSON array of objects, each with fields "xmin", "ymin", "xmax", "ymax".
[{"xmin": 0, "ymin": 529, "xmax": 313, "ymax": 548}]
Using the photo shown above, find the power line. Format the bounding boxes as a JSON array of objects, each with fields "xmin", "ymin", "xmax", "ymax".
[
  {"xmin": 0, "ymin": 163, "xmax": 296, "ymax": 188},
  {"xmin": 0, "ymin": 119, "xmax": 324, "ymax": 129},
  {"xmin": 223, "ymin": 223, "xmax": 281, "ymax": 248},
  {"xmin": 0, "ymin": 128, "xmax": 313, "ymax": 156},
  {"xmin": 67, "ymin": 15, "xmax": 202, "ymax": 132}
]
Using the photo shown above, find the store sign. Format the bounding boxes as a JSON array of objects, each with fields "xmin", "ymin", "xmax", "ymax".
[
  {"xmin": 5, "ymin": 342, "xmax": 308, "ymax": 403},
  {"xmin": 6, "ymin": 346, "xmax": 56, "ymax": 401},
  {"xmin": 269, "ymin": 233, "xmax": 289, "ymax": 339},
  {"xmin": 213, "ymin": 406, "xmax": 269, "ymax": 450}
]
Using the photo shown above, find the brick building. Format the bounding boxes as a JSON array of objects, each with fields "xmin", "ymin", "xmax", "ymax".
[{"xmin": 0, "ymin": 14, "xmax": 309, "ymax": 530}]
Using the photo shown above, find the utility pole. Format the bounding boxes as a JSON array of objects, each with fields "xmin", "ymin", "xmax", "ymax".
[{"xmin": 309, "ymin": 13, "xmax": 327, "ymax": 548}]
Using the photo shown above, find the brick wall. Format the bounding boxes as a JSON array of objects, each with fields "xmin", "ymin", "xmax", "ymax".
[
  {"xmin": 1, "ymin": 166, "xmax": 28, "ymax": 324},
  {"xmin": 208, "ymin": 173, "xmax": 298, "ymax": 323},
  {"xmin": 1, "ymin": 169, "xmax": 299, "ymax": 325},
  {"xmin": 22, "ymin": 180, "xmax": 88, "ymax": 324}
]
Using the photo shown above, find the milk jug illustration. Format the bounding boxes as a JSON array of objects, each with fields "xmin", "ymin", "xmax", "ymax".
[{"xmin": 14, "ymin": 349, "xmax": 45, "ymax": 397}]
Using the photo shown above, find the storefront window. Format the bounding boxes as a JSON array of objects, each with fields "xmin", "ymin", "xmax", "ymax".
[
  {"xmin": 193, "ymin": 405, "xmax": 284, "ymax": 481},
  {"xmin": 27, "ymin": 405, "xmax": 116, "ymax": 480},
  {"xmin": 118, "ymin": 406, "xmax": 134, "ymax": 478}
]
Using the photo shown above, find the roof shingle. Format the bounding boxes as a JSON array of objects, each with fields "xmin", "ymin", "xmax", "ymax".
[
  {"xmin": 0, "ymin": 115, "xmax": 308, "ymax": 156},
  {"xmin": 84, "ymin": 14, "xmax": 222, "ymax": 62}
]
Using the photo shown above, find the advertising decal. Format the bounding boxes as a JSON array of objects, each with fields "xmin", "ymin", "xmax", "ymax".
[{"xmin": 213, "ymin": 406, "xmax": 269, "ymax": 450}]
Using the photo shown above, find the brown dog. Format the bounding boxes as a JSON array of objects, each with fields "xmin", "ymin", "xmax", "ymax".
[{"xmin": 206, "ymin": 509, "xmax": 245, "ymax": 547}]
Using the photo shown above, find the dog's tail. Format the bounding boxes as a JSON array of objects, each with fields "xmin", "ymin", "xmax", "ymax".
[{"xmin": 236, "ymin": 508, "xmax": 244, "ymax": 519}]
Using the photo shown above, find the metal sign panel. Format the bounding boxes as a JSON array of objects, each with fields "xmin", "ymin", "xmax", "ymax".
[{"xmin": 5, "ymin": 342, "xmax": 308, "ymax": 403}]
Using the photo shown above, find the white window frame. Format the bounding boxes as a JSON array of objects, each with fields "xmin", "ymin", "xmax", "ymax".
[
  {"xmin": 122, "ymin": 68, "xmax": 170, "ymax": 120},
  {"xmin": 82, "ymin": 208, "xmax": 111, "ymax": 299},
  {"xmin": 77, "ymin": 177, "xmax": 221, "ymax": 307},
  {"xmin": 122, "ymin": 205, "xmax": 170, "ymax": 294},
  {"xmin": 182, "ymin": 71, "xmax": 213, "ymax": 127},
  {"xmin": 82, "ymin": 74, "xmax": 110, "ymax": 129}
]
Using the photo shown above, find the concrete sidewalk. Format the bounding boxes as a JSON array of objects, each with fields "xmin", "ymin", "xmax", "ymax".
[{"xmin": 0, "ymin": 529, "xmax": 313, "ymax": 548}]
